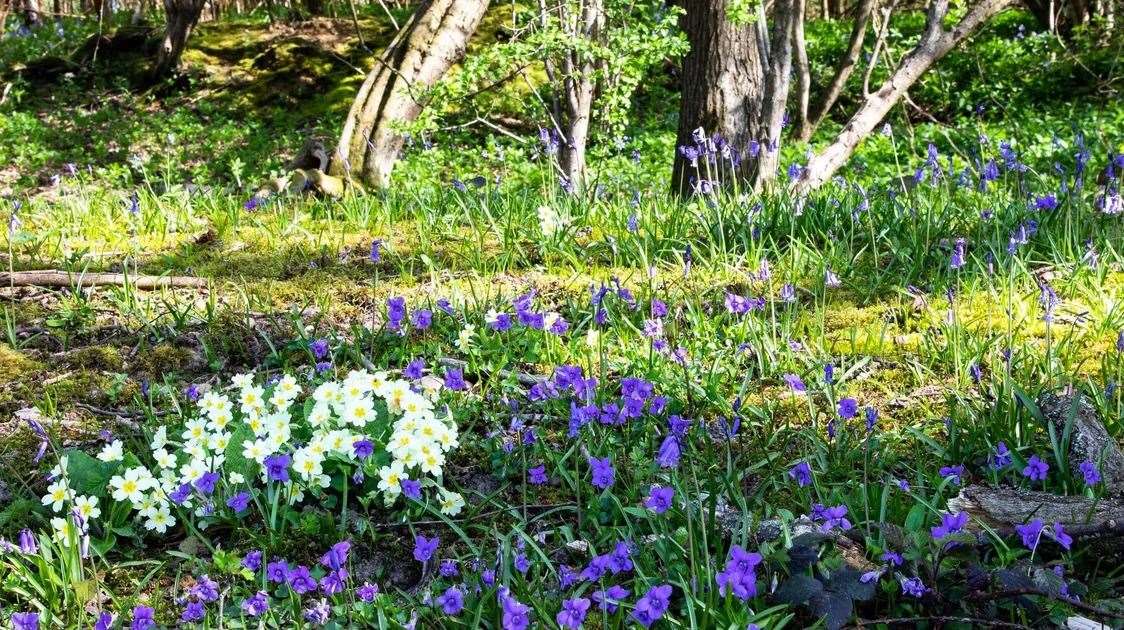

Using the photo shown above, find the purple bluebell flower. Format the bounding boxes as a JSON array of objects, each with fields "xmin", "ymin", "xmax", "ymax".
[
  {"xmin": 1078, "ymin": 460, "xmax": 1101, "ymax": 486},
  {"xmin": 789, "ymin": 461, "xmax": 812, "ymax": 487},
  {"xmin": 437, "ymin": 586, "xmax": 464, "ymax": 615},
  {"xmin": 501, "ymin": 593, "xmax": 531, "ymax": 630},
  {"xmin": 404, "ymin": 358, "xmax": 425, "ymax": 379},
  {"xmin": 11, "ymin": 613, "xmax": 39, "ymax": 630},
  {"xmin": 357, "ymin": 582, "xmax": 379, "ymax": 602},
  {"xmin": 1016, "ymin": 519, "xmax": 1044, "ymax": 550},
  {"xmin": 241, "ymin": 591, "xmax": 269, "ymax": 616},
  {"xmin": 992, "ymin": 442, "xmax": 1012, "ymax": 469},
  {"xmin": 811, "ymin": 503, "xmax": 851, "ymax": 531},
  {"xmin": 264, "ymin": 454, "xmax": 291, "ymax": 483},
  {"xmin": 353, "ymin": 439, "xmax": 374, "ymax": 460},
  {"xmin": 369, "ymin": 240, "xmax": 382, "ymax": 262},
  {"xmin": 556, "ymin": 597, "xmax": 591, "ymax": 630},
  {"xmin": 784, "ymin": 374, "xmax": 806, "ymax": 393},
  {"xmin": 400, "ymin": 478, "xmax": 422, "ymax": 500},
  {"xmin": 130, "ymin": 607, "xmax": 156, "ymax": 630},
  {"xmin": 589, "ymin": 456, "xmax": 615, "ymax": 490},
  {"xmin": 444, "ymin": 368, "xmax": 467, "ymax": 391},
  {"xmin": 882, "ymin": 550, "xmax": 903, "ymax": 566},
  {"xmin": 413, "ymin": 535, "xmax": 439, "ymax": 563},
  {"xmin": 1023, "ymin": 455, "xmax": 1049, "ymax": 482},
  {"xmin": 864, "ymin": 407, "xmax": 878, "ymax": 431},
  {"xmin": 287, "ymin": 565, "xmax": 318, "ymax": 594},
  {"xmin": 644, "ymin": 486, "xmax": 674, "ymax": 514},
  {"xmin": 900, "ymin": 577, "xmax": 927, "ymax": 598},
  {"xmin": 837, "ymin": 398, "xmax": 858, "ymax": 419},
  {"xmin": 592, "ymin": 585, "xmax": 630, "ymax": 612},
  {"xmin": 18, "ymin": 529, "xmax": 37, "ymax": 554},
  {"xmin": 266, "ymin": 559, "xmax": 289, "ymax": 583},
  {"xmin": 181, "ymin": 601, "xmax": 205, "ymax": 622},
  {"xmin": 930, "ymin": 512, "xmax": 969, "ymax": 541},
  {"xmin": 528, "ymin": 465, "xmax": 547, "ymax": 485},
  {"xmin": 1050, "ymin": 522, "xmax": 1072, "ymax": 550},
  {"xmin": 939, "ymin": 465, "xmax": 965, "ymax": 485},
  {"xmin": 193, "ymin": 471, "xmax": 219, "ymax": 496},
  {"xmin": 656, "ymin": 435, "xmax": 680, "ymax": 468},
  {"xmin": 309, "ymin": 338, "xmax": 329, "ymax": 359},
  {"xmin": 439, "ymin": 559, "xmax": 459, "ymax": 578},
  {"xmin": 320, "ymin": 540, "xmax": 350, "ymax": 570},
  {"xmin": 631, "ymin": 584, "xmax": 673, "ymax": 628},
  {"xmin": 242, "ymin": 550, "xmax": 263, "ymax": 572},
  {"xmin": 226, "ymin": 492, "xmax": 250, "ymax": 513}
]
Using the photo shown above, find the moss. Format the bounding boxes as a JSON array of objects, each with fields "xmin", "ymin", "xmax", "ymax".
[
  {"xmin": 134, "ymin": 343, "xmax": 200, "ymax": 378},
  {"xmin": 58, "ymin": 345, "xmax": 125, "ymax": 372}
]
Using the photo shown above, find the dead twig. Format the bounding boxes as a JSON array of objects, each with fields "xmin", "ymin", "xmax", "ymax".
[{"xmin": 0, "ymin": 271, "xmax": 209, "ymax": 290}]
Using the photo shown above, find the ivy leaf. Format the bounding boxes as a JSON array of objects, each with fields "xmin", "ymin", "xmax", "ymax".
[
  {"xmin": 825, "ymin": 567, "xmax": 876, "ymax": 601},
  {"xmin": 809, "ymin": 591, "xmax": 854, "ymax": 630},
  {"xmin": 787, "ymin": 545, "xmax": 820, "ymax": 572},
  {"xmin": 773, "ymin": 574, "xmax": 824, "ymax": 605}
]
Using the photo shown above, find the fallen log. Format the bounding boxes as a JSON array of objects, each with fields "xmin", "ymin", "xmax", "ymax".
[
  {"xmin": 0, "ymin": 271, "xmax": 208, "ymax": 290},
  {"xmin": 945, "ymin": 392, "xmax": 1124, "ymax": 549}
]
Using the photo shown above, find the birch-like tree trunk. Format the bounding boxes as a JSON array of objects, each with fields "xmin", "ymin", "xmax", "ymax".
[
  {"xmin": 798, "ymin": 0, "xmax": 876, "ymax": 141},
  {"xmin": 555, "ymin": 0, "xmax": 603, "ymax": 190},
  {"xmin": 791, "ymin": 0, "xmax": 811, "ymax": 142},
  {"xmin": 754, "ymin": 0, "xmax": 797, "ymax": 185},
  {"xmin": 152, "ymin": 0, "xmax": 208, "ymax": 79},
  {"xmin": 330, "ymin": 0, "xmax": 490, "ymax": 188},
  {"xmin": 795, "ymin": 0, "xmax": 1015, "ymax": 193},
  {"xmin": 23, "ymin": 0, "xmax": 44, "ymax": 27}
]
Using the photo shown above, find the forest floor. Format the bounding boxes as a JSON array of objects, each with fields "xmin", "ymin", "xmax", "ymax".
[{"xmin": 1, "ymin": 7, "xmax": 1124, "ymax": 627}]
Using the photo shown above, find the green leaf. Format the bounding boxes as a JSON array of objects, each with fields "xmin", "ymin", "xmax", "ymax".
[
  {"xmin": 223, "ymin": 425, "xmax": 256, "ymax": 478},
  {"xmin": 773, "ymin": 574, "xmax": 823, "ymax": 605},
  {"xmin": 64, "ymin": 449, "xmax": 117, "ymax": 498},
  {"xmin": 809, "ymin": 591, "xmax": 854, "ymax": 630}
]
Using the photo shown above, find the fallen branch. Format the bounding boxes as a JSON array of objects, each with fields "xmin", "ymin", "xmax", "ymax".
[
  {"xmin": 849, "ymin": 616, "xmax": 1032, "ymax": 629},
  {"xmin": 1, "ymin": 271, "xmax": 208, "ymax": 290},
  {"xmin": 967, "ymin": 588, "xmax": 1124, "ymax": 621}
]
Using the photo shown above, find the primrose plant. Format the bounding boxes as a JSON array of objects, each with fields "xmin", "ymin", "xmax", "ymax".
[{"xmin": 35, "ymin": 366, "xmax": 463, "ymax": 554}]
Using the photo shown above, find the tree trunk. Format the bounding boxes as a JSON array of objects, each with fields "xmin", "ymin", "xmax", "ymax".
[
  {"xmin": 303, "ymin": 0, "xmax": 322, "ymax": 16},
  {"xmin": 671, "ymin": 0, "xmax": 765, "ymax": 195},
  {"xmin": 792, "ymin": 0, "xmax": 811, "ymax": 141},
  {"xmin": 330, "ymin": 0, "xmax": 490, "ymax": 188},
  {"xmin": 152, "ymin": 0, "xmax": 207, "ymax": 79},
  {"xmin": 799, "ymin": 0, "xmax": 876, "ymax": 141},
  {"xmin": 22, "ymin": 0, "xmax": 43, "ymax": 27},
  {"xmin": 795, "ymin": 0, "xmax": 1015, "ymax": 193},
  {"xmin": 555, "ymin": 0, "xmax": 603, "ymax": 190},
  {"xmin": 755, "ymin": 0, "xmax": 797, "ymax": 185}
]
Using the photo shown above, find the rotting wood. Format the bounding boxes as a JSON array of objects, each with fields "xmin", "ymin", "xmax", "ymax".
[{"xmin": 1, "ymin": 271, "xmax": 209, "ymax": 289}]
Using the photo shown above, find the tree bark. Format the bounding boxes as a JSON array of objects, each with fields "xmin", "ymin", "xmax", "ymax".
[
  {"xmin": 671, "ymin": 0, "xmax": 765, "ymax": 195},
  {"xmin": 791, "ymin": 0, "xmax": 811, "ymax": 141},
  {"xmin": 22, "ymin": 0, "xmax": 44, "ymax": 28},
  {"xmin": 755, "ymin": 0, "xmax": 797, "ymax": 185},
  {"xmin": 555, "ymin": 0, "xmax": 603, "ymax": 190},
  {"xmin": 799, "ymin": 0, "xmax": 876, "ymax": 141},
  {"xmin": 795, "ymin": 0, "xmax": 1015, "ymax": 193},
  {"xmin": 152, "ymin": 0, "xmax": 208, "ymax": 79},
  {"xmin": 330, "ymin": 0, "xmax": 490, "ymax": 188}
]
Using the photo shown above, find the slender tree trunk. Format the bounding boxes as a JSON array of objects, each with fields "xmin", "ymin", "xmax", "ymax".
[
  {"xmin": 22, "ymin": 0, "xmax": 43, "ymax": 27},
  {"xmin": 799, "ymin": 0, "xmax": 876, "ymax": 141},
  {"xmin": 796, "ymin": 0, "xmax": 1015, "ymax": 193},
  {"xmin": 671, "ymin": 0, "xmax": 765, "ymax": 195},
  {"xmin": 152, "ymin": 0, "xmax": 207, "ymax": 78},
  {"xmin": 556, "ymin": 0, "xmax": 603, "ymax": 190},
  {"xmin": 330, "ymin": 0, "xmax": 490, "ymax": 187},
  {"xmin": 792, "ymin": 0, "xmax": 811, "ymax": 142},
  {"xmin": 755, "ymin": 0, "xmax": 796, "ymax": 185}
]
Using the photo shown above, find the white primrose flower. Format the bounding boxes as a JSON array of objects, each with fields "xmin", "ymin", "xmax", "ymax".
[
  {"xmin": 42, "ymin": 479, "xmax": 75, "ymax": 512},
  {"xmin": 150, "ymin": 426, "xmax": 168, "ymax": 450},
  {"xmin": 239, "ymin": 385, "xmax": 266, "ymax": 413},
  {"xmin": 97, "ymin": 440, "xmax": 124, "ymax": 463},
  {"xmin": 74, "ymin": 495, "xmax": 100, "ymax": 521},
  {"xmin": 51, "ymin": 517, "xmax": 75, "ymax": 546},
  {"xmin": 456, "ymin": 325, "xmax": 475, "ymax": 351},
  {"xmin": 153, "ymin": 448, "xmax": 176, "ymax": 469},
  {"xmin": 109, "ymin": 467, "xmax": 155, "ymax": 504},
  {"xmin": 231, "ymin": 372, "xmax": 255, "ymax": 390},
  {"xmin": 377, "ymin": 462, "xmax": 407, "ymax": 495},
  {"xmin": 438, "ymin": 489, "xmax": 465, "ymax": 516},
  {"xmin": 145, "ymin": 507, "xmax": 175, "ymax": 534},
  {"xmin": 342, "ymin": 399, "xmax": 375, "ymax": 427},
  {"xmin": 182, "ymin": 418, "xmax": 208, "ymax": 443}
]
